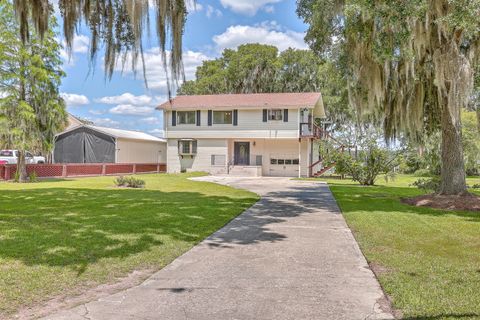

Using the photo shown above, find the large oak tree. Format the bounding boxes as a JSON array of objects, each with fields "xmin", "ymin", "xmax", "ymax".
[{"xmin": 297, "ymin": 0, "xmax": 480, "ymax": 195}]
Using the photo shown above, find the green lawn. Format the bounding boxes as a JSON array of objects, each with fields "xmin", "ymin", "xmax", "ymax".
[
  {"xmin": 0, "ymin": 173, "xmax": 258, "ymax": 317},
  {"xmin": 324, "ymin": 175, "xmax": 480, "ymax": 319}
]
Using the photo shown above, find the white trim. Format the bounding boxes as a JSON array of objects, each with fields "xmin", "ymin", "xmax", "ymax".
[{"xmin": 167, "ymin": 130, "xmax": 299, "ymax": 139}]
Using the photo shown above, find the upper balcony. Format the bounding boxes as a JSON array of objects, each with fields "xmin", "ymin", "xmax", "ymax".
[{"xmin": 299, "ymin": 122, "xmax": 328, "ymax": 139}]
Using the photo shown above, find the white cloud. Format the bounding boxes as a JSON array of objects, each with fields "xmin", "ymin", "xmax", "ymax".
[
  {"xmin": 109, "ymin": 104, "xmax": 154, "ymax": 116},
  {"xmin": 88, "ymin": 109, "xmax": 105, "ymax": 115},
  {"xmin": 263, "ymin": 5, "xmax": 275, "ymax": 13},
  {"xmin": 91, "ymin": 117, "xmax": 120, "ymax": 128},
  {"xmin": 96, "ymin": 93, "xmax": 153, "ymax": 106},
  {"xmin": 186, "ymin": 1, "xmax": 203, "ymax": 12},
  {"xmin": 141, "ymin": 117, "xmax": 161, "ymax": 125},
  {"xmin": 71, "ymin": 35, "xmax": 89, "ymax": 54},
  {"xmin": 149, "ymin": 128, "xmax": 164, "ymax": 137},
  {"xmin": 60, "ymin": 93, "xmax": 90, "ymax": 106},
  {"xmin": 213, "ymin": 22, "xmax": 307, "ymax": 52},
  {"xmin": 220, "ymin": 0, "xmax": 281, "ymax": 16},
  {"xmin": 113, "ymin": 49, "xmax": 210, "ymax": 93},
  {"xmin": 59, "ymin": 34, "xmax": 89, "ymax": 66},
  {"xmin": 206, "ymin": 5, "xmax": 223, "ymax": 18}
]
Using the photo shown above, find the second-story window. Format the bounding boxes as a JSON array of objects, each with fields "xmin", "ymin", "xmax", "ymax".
[
  {"xmin": 213, "ymin": 111, "xmax": 232, "ymax": 124},
  {"xmin": 177, "ymin": 111, "xmax": 196, "ymax": 125},
  {"xmin": 268, "ymin": 109, "xmax": 283, "ymax": 121}
]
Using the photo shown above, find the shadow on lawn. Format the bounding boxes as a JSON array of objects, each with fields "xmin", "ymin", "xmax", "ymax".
[
  {"xmin": 329, "ymin": 184, "xmax": 480, "ymax": 221},
  {"xmin": 0, "ymin": 188, "xmax": 257, "ymax": 274}
]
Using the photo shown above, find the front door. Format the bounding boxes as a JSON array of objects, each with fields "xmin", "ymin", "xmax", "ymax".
[{"xmin": 234, "ymin": 142, "xmax": 250, "ymax": 165}]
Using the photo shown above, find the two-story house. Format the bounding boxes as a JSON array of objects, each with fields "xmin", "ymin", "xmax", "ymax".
[{"xmin": 157, "ymin": 92, "xmax": 326, "ymax": 177}]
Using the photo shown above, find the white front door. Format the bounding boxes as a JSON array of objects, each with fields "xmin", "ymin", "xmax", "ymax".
[{"xmin": 268, "ymin": 154, "xmax": 299, "ymax": 177}]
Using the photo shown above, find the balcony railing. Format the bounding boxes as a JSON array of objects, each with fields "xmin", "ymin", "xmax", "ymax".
[{"xmin": 300, "ymin": 122, "xmax": 326, "ymax": 139}]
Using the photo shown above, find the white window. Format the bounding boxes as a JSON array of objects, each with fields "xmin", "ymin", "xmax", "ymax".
[
  {"xmin": 268, "ymin": 109, "xmax": 283, "ymax": 121},
  {"xmin": 213, "ymin": 111, "xmax": 232, "ymax": 124},
  {"xmin": 211, "ymin": 154, "xmax": 226, "ymax": 166},
  {"xmin": 177, "ymin": 111, "xmax": 196, "ymax": 125},
  {"xmin": 270, "ymin": 158, "xmax": 299, "ymax": 165},
  {"xmin": 178, "ymin": 140, "xmax": 197, "ymax": 155}
]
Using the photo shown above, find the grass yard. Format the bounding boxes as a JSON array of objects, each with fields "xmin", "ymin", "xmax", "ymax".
[
  {"xmin": 0, "ymin": 173, "xmax": 258, "ymax": 318},
  {"xmin": 325, "ymin": 174, "xmax": 480, "ymax": 319}
]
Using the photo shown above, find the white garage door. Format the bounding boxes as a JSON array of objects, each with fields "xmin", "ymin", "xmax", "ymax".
[{"xmin": 268, "ymin": 154, "xmax": 300, "ymax": 177}]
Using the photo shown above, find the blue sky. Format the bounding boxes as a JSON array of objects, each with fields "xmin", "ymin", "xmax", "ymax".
[{"xmin": 59, "ymin": 0, "xmax": 308, "ymax": 137}]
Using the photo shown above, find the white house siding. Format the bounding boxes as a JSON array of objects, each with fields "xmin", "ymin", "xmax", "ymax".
[
  {"xmin": 163, "ymin": 108, "xmax": 321, "ymax": 177},
  {"xmin": 166, "ymin": 137, "xmax": 307, "ymax": 177},
  {"xmin": 116, "ymin": 139, "xmax": 167, "ymax": 163},
  {"xmin": 300, "ymin": 139, "xmax": 310, "ymax": 177},
  {"xmin": 226, "ymin": 138, "xmax": 299, "ymax": 176},
  {"xmin": 166, "ymin": 109, "xmax": 301, "ymax": 139},
  {"xmin": 167, "ymin": 138, "xmax": 228, "ymax": 174}
]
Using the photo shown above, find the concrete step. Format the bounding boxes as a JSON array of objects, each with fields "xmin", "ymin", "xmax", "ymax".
[{"xmin": 228, "ymin": 166, "xmax": 262, "ymax": 177}]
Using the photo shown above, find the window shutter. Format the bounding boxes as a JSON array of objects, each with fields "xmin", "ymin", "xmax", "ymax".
[
  {"xmin": 192, "ymin": 140, "xmax": 197, "ymax": 154},
  {"xmin": 233, "ymin": 109, "xmax": 238, "ymax": 126},
  {"xmin": 262, "ymin": 109, "xmax": 267, "ymax": 122},
  {"xmin": 208, "ymin": 110, "xmax": 212, "ymax": 126},
  {"xmin": 283, "ymin": 109, "xmax": 288, "ymax": 122},
  {"xmin": 172, "ymin": 111, "xmax": 177, "ymax": 126},
  {"xmin": 196, "ymin": 110, "xmax": 201, "ymax": 126}
]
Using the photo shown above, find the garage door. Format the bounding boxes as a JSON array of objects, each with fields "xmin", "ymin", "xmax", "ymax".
[{"xmin": 268, "ymin": 154, "xmax": 300, "ymax": 177}]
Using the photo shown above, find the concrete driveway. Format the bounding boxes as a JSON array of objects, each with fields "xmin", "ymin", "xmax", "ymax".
[{"xmin": 44, "ymin": 177, "xmax": 393, "ymax": 320}]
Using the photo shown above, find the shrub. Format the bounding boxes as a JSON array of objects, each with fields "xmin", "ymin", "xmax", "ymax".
[
  {"xmin": 114, "ymin": 176, "xmax": 145, "ymax": 188},
  {"xmin": 126, "ymin": 177, "xmax": 145, "ymax": 188},
  {"xmin": 413, "ymin": 169, "xmax": 432, "ymax": 177},
  {"xmin": 28, "ymin": 170, "xmax": 38, "ymax": 182},
  {"xmin": 114, "ymin": 176, "xmax": 128, "ymax": 186},
  {"xmin": 410, "ymin": 177, "xmax": 440, "ymax": 193},
  {"xmin": 334, "ymin": 141, "xmax": 398, "ymax": 186}
]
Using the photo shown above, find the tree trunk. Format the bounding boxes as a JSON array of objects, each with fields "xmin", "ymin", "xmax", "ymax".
[
  {"xmin": 439, "ymin": 105, "xmax": 467, "ymax": 195},
  {"xmin": 476, "ymin": 106, "xmax": 480, "ymax": 134},
  {"xmin": 16, "ymin": 151, "xmax": 28, "ymax": 183}
]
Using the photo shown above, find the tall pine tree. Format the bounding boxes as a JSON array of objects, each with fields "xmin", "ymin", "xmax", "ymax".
[{"xmin": 0, "ymin": 0, "xmax": 66, "ymax": 182}]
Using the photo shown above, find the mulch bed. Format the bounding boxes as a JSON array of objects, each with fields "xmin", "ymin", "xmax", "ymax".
[{"xmin": 401, "ymin": 193, "xmax": 480, "ymax": 212}]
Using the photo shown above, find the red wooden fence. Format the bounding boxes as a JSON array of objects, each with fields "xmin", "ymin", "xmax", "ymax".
[{"xmin": 0, "ymin": 163, "xmax": 166, "ymax": 180}]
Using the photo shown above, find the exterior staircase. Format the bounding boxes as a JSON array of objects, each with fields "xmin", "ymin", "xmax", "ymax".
[
  {"xmin": 306, "ymin": 123, "xmax": 351, "ymax": 177},
  {"xmin": 312, "ymin": 162, "xmax": 336, "ymax": 177}
]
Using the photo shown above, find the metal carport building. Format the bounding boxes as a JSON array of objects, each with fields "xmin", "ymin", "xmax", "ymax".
[{"xmin": 54, "ymin": 124, "xmax": 166, "ymax": 164}]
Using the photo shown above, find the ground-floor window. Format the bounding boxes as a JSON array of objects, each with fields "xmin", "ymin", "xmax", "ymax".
[
  {"xmin": 178, "ymin": 139, "xmax": 197, "ymax": 155},
  {"xmin": 270, "ymin": 158, "xmax": 299, "ymax": 165}
]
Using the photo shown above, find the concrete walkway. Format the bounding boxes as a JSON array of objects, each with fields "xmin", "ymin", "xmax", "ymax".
[{"xmin": 44, "ymin": 177, "xmax": 393, "ymax": 320}]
